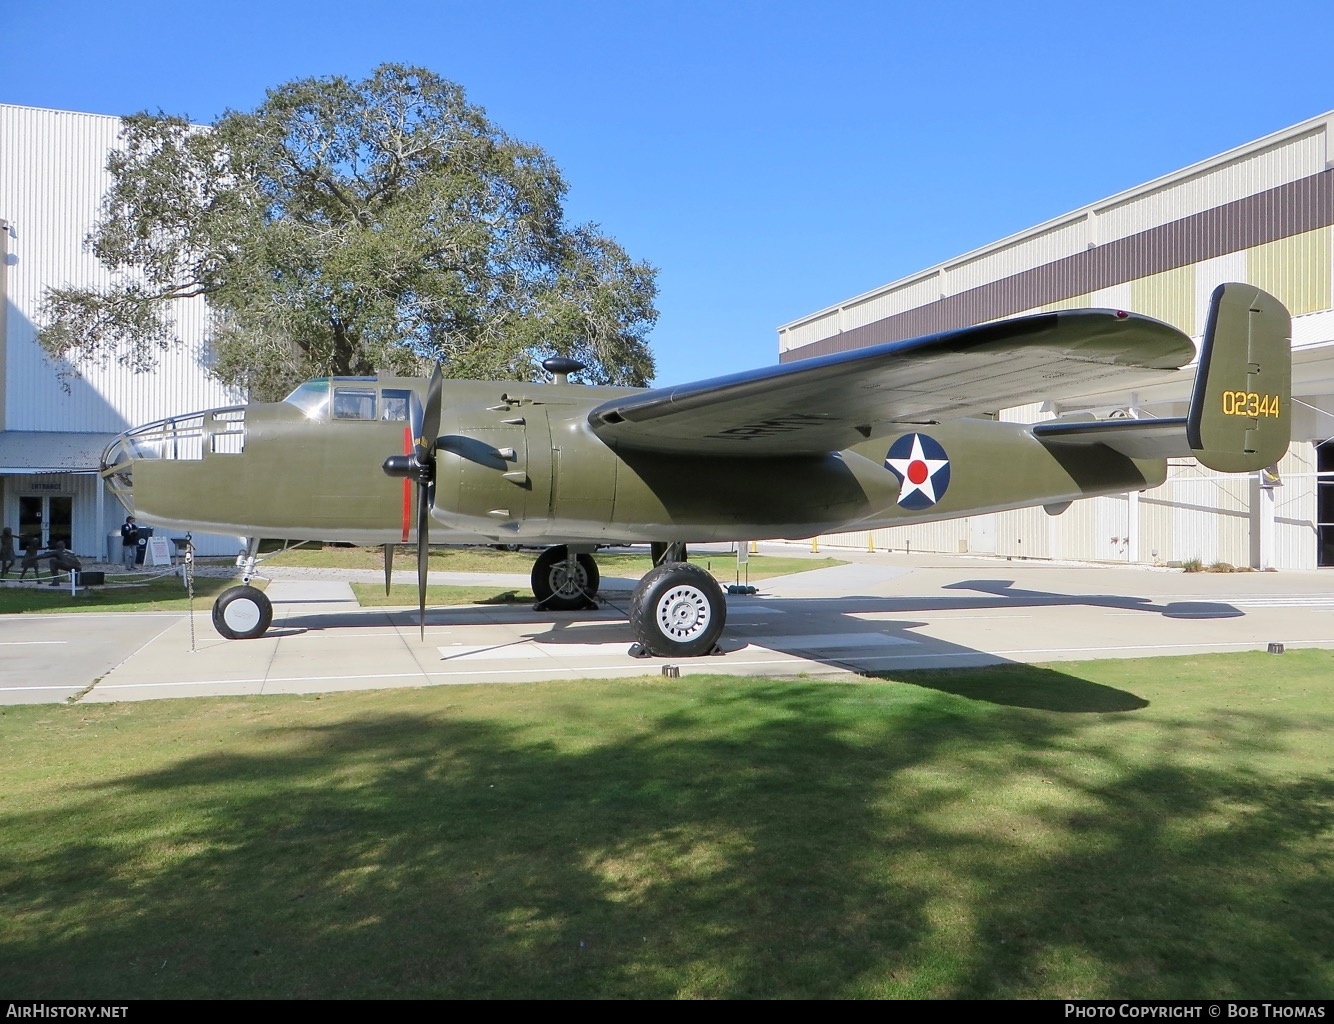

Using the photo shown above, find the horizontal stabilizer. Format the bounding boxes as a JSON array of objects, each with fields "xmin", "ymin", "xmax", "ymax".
[{"xmin": 1032, "ymin": 416, "xmax": 1191, "ymax": 459}]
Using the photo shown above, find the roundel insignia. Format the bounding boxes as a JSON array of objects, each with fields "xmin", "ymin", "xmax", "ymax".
[{"xmin": 884, "ymin": 433, "xmax": 951, "ymax": 510}]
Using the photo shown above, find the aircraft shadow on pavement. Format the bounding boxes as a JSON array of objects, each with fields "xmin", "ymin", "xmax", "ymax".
[
  {"xmin": 937, "ymin": 578, "xmax": 1244, "ymax": 619},
  {"xmin": 248, "ymin": 575, "xmax": 1240, "ymax": 714},
  {"xmin": 510, "ymin": 599, "xmax": 1151, "ymax": 713}
]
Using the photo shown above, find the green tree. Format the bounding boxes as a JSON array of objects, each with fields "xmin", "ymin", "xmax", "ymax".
[{"xmin": 40, "ymin": 64, "xmax": 658, "ymax": 400}]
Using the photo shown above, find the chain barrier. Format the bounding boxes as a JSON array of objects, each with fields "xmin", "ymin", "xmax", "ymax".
[{"xmin": 184, "ymin": 533, "xmax": 196, "ymax": 653}]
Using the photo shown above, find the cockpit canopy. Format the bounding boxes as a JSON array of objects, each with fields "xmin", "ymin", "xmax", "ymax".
[{"xmin": 284, "ymin": 378, "xmax": 413, "ymax": 423}]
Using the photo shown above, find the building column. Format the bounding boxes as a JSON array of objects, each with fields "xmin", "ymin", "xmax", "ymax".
[
  {"xmin": 95, "ymin": 473, "xmax": 105, "ymax": 562},
  {"xmin": 1257, "ymin": 474, "xmax": 1277, "ymax": 570},
  {"xmin": 1127, "ymin": 394, "xmax": 1141, "ymax": 563},
  {"xmin": 1127, "ymin": 489, "xmax": 1140, "ymax": 562}
]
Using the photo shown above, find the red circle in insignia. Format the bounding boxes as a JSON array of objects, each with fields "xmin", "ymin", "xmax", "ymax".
[{"xmin": 907, "ymin": 460, "xmax": 929, "ymax": 485}]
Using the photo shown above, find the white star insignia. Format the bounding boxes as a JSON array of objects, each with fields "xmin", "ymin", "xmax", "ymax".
[{"xmin": 886, "ymin": 434, "xmax": 950, "ymax": 505}]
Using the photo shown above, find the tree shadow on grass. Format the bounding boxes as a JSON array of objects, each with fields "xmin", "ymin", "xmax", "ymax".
[
  {"xmin": 0, "ymin": 675, "xmax": 1328, "ymax": 998},
  {"xmin": 885, "ymin": 663, "xmax": 1150, "ymax": 712}
]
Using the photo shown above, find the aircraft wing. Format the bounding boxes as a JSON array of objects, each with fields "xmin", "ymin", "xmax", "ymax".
[{"xmin": 588, "ymin": 309, "xmax": 1195, "ymax": 456}]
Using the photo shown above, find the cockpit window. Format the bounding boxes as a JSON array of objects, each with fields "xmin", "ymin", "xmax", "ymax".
[
  {"xmin": 284, "ymin": 379, "xmax": 330, "ymax": 419},
  {"xmin": 333, "ymin": 387, "xmax": 377, "ymax": 420},
  {"xmin": 382, "ymin": 389, "xmax": 411, "ymax": 422},
  {"xmin": 211, "ymin": 409, "xmax": 246, "ymax": 454}
]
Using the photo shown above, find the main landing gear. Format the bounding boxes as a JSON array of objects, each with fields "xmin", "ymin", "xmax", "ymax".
[
  {"xmin": 531, "ymin": 545, "xmax": 600, "ymax": 611},
  {"xmin": 533, "ymin": 543, "xmax": 726, "ymax": 657},
  {"xmin": 528, "ymin": 544, "xmax": 725, "ymax": 656},
  {"xmin": 629, "ymin": 561, "xmax": 726, "ymax": 658}
]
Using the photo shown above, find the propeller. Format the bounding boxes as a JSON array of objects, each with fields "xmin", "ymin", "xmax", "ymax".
[{"xmin": 382, "ymin": 363, "xmax": 443, "ymax": 638}]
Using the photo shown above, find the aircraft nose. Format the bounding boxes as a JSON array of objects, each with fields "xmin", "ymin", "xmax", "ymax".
[
  {"xmin": 100, "ymin": 434, "xmax": 136, "ymax": 511},
  {"xmin": 99, "ymin": 410, "xmax": 210, "ymax": 509}
]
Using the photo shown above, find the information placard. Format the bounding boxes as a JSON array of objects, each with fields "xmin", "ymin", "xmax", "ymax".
[{"xmin": 147, "ymin": 536, "xmax": 174, "ymax": 566}]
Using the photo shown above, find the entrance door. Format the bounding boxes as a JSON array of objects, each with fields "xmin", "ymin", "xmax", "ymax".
[
  {"xmin": 18, "ymin": 495, "xmax": 73, "ymax": 549},
  {"xmin": 969, "ymin": 514, "xmax": 996, "ymax": 555}
]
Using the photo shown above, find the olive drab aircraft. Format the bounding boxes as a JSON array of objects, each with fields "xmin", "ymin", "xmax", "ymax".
[{"xmin": 100, "ymin": 283, "xmax": 1292, "ymax": 657}]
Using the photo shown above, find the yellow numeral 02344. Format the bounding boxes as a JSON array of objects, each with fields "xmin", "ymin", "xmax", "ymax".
[{"xmin": 1221, "ymin": 391, "xmax": 1280, "ymax": 417}]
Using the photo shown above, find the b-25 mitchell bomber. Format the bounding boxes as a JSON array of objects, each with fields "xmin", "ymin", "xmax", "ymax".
[{"xmin": 100, "ymin": 283, "xmax": 1291, "ymax": 657}]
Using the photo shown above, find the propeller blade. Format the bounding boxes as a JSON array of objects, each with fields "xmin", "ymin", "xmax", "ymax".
[
  {"xmin": 383, "ymin": 543, "xmax": 395, "ymax": 596},
  {"xmin": 387, "ymin": 363, "xmax": 444, "ymax": 640},
  {"xmin": 416, "ymin": 362, "xmax": 443, "ymax": 466},
  {"xmin": 417, "ymin": 481, "xmax": 431, "ymax": 640}
]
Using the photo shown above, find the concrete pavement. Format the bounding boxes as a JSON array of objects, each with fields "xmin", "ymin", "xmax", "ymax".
[{"xmin": 4, "ymin": 548, "xmax": 1333, "ymax": 704}]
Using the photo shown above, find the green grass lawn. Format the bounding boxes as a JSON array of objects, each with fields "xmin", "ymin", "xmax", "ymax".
[
  {"xmin": 1, "ymin": 651, "xmax": 1329, "ymax": 998},
  {"xmin": 0, "ymin": 572, "xmax": 250, "ymax": 614}
]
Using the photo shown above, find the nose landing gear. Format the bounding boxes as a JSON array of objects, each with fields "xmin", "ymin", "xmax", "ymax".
[
  {"xmin": 211, "ymin": 537, "xmax": 273, "ymax": 640},
  {"xmin": 212, "ymin": 585, "xmax": 274, "ymax": 640}
]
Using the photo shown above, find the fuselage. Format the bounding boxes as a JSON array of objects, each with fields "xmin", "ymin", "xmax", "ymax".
[{"xmin": 102, "ymin": 374, "xmax": 1167, "ymax": 545}]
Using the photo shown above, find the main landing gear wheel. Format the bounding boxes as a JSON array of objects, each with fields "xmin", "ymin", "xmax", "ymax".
[
  {"xmin": 531, "ymin": 545, "xmax": 600, "ymax": 611},
  {"xmin": 211, "ymin": 585, "xmax": 273, "ymax": 640},
  {"xmin": 629, "ymin": 562, "xmax": 726, "ymax": 658}
]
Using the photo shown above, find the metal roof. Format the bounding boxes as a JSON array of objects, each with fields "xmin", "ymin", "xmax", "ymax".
[{"xmin": 0, "ymin": 431, "xmax": 118, "ymax": 473}]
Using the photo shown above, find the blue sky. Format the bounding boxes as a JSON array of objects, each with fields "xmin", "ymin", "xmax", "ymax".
[{"xmin": 5, "ymin": 0, "xmax": 1333, "ymax": 385}]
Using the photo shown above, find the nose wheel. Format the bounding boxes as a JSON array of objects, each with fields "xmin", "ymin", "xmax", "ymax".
[
  {"xmin": 212, "ymin": 585, "xmax": 273, "ymax": 640},
  {"xmin": 629, "ymin": 562, "xmax": 726, "ymax": 657}
]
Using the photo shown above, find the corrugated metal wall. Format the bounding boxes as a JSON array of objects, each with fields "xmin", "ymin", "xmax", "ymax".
[
  {"xmin": 1248, "ymin": 226, "xmax": 1332, "ymax": 316},
  {"xmin": 843, "ymin": 273, "xmax": 942, "ymax": 332},
  {"xmin": 1096, "ymin": 127, "xmax": 1326, "ymax": 242},
  {"xmin": 0, "ymin": 105, "xmax": 242, "ymax": 430},
  {"xmin": 1, "ymin": 104, "xmax": 243, "ymax": 556},
  {"xmin": 1130, "ymin": 264, "xmax": 1197, "ymax": 335},
  {"xmin": 949, "ymin": 217, "xmax": 1092, "ymax": 294}
]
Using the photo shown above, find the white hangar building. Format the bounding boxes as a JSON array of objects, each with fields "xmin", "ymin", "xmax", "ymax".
[
  {"xmin": 0, "ymin": 104, "xmax": 242, "ymax": 559},
  {"xmin": 779, "ymin": 112, "xmax": 1334, "ymax": 571}
]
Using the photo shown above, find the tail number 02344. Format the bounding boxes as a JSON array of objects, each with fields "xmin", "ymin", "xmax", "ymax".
[{"xmin": 1222, "ymin": 391, "xmax": 1280, "ymax": 418}]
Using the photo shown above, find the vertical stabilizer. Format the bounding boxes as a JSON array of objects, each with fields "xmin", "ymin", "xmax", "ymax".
[{"xmin": 1186, "ymin": 283, "xmax": 1291, "ymax": 473}]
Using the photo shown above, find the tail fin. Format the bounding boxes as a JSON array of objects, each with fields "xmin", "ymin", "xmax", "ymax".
[{"xmin": 1186, "ymin": 283, "xmax": 1291, "ymax": 473}]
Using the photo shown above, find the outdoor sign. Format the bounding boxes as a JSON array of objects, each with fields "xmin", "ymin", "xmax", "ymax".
[{"xmin": 147, "ymin": 536, "xmax": 173, "ymax": 566}]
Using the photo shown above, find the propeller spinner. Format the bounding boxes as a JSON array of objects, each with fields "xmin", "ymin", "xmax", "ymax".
[{"xmin": 382, "ymin": 364, "xmax": 443, "ymax": 638}]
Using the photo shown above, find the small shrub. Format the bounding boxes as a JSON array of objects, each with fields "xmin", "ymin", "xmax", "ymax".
[
  {"xmin": 1208, "ymin": 561, "xmax": 1237, "ymax": 573},
  {"xmin": 1182, "ymin": 557, "xmax": 1203, "ymax": 573}
]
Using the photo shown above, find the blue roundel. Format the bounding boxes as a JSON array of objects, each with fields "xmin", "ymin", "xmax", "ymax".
[{"xmin": 883, "ymin": 433, "xmax": 952, "ymax": 510}]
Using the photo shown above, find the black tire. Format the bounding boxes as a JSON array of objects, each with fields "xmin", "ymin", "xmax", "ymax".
[
  {"xmin": 211, "ymin": 585, "xmax": 273, "ymax": 640},
  {"xmin": 629, "ymin": 562, "xmax": 726, "ymax": 657},
  {"xmin": 531, "ymin": 546, "xmax": 600, "ymax": 610}
]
